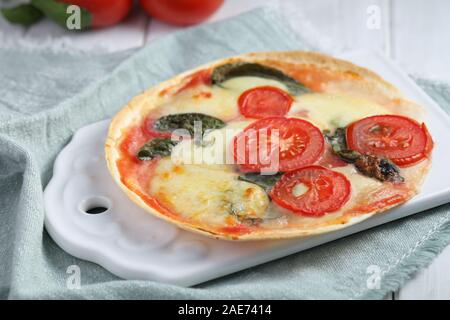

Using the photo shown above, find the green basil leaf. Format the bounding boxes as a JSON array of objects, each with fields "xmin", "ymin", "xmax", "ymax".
[
  {"xmin": 211, "ymin": 62, "xmax": 310, "ymax": 95},
  {"xmin": 137, "ymin": 138, "xmax": 178, "ymax": 161},
  {"xmin": 154, "ymin": 113, "xmax": 226, "ymax": 137}
]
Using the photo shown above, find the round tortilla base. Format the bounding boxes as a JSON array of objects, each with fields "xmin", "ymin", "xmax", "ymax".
[{"xmin": 105, "ymin": 51, "xmax": 431, "ymax": 241}]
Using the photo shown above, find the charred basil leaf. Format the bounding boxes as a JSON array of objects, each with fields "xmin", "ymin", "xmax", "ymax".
[
  {"xmin": 354, "ymin": 155, "xmax": 404, "ymax": 184},
  {"xmin": 211, "ymin": 62, "xmax": 310, "ymax": 95},
  {"xmin": 154, "ymin": 113, "xmax": 226, "ymax": 137},
  {"xmin": 238, "ymin": 172, "xmax": 284, "ymax": 193},
  {"xmin": 137, "ymin": 138, "xmax": 178, "ymax": 161},
  {"xmin": 325, "ymin": 128, "xmax": 404, "ymax": 183}
]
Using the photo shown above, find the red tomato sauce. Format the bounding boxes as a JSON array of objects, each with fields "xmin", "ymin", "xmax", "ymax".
[
  {"xmin": 219, "ymin": 224, "xmax": 252, "ymax": 236},
  {"xmin": 347, "ymin": 193, "xmax": 406, "ymax": 215},
  {"xmin": 261, "ymin": 60, "xmax": 348, "ymax": 92},
  {"xmin": 116, "ymin": 118, "xmax": 178, "ymax": 219},
  {"xmin": 175, "ymin": 69, "xmax": 212, "ymax": 94}
]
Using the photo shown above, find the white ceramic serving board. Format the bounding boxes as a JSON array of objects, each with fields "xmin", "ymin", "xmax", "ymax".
[{"xmin": 44, "ymin": 50, "xmax": 450, "ymax": 286}]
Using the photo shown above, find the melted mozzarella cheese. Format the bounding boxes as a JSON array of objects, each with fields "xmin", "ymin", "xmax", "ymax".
[
  {"xmin": 171, "ymin": 120, "xmax": 252, "ymax": 166},
  {"xmin": 289, "ymin": 93, "xmax": 390, "ymax": 130},
  {"xmin": 220, "ymin": 76, "xmax": 287, "ymax": 92},
  {"xmin": 154, "ymin": 77, "xmax": 289, "ymax": 121},
  {"xmin": 149, "ymin": 158, "xmax": 269, "ymax": 225}
]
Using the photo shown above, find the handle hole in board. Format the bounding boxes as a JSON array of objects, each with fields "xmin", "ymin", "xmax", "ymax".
[
  {"xmin": 79, "ymin": 196, "xmax": 111, "ymax": 215},
  {"xmin": 86, "ymin": 206, "xmax": 108, "ymax": 214}
]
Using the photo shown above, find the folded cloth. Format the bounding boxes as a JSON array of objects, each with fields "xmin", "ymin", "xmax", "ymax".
[{"xmin": 1, "ymin": 8, "xmax": 450, "ymax": 299}]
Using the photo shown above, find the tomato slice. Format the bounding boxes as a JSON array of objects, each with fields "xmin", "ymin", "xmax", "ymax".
[
  {"xmin": 238, "ymin": 86, "xmax": 293, "ymax": 118},
  {"xmin": 233, "ymin": 117, "xmax": 324, "ymax": 172},
  {"xmin": 422, "ymin": 123, "xmax": 434, "ymax": 157},
  {"xmin": 270, "ymin": 166, "xmax": 351, "ymax": 216},
  {"xmin": 347, "ymin": 115, "xmax": 432, "ymax": 167}
]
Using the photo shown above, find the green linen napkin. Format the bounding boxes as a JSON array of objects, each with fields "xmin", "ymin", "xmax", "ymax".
[{"xmin": 1, "ymin": 8, "xmax": 450, "ymax": 300}]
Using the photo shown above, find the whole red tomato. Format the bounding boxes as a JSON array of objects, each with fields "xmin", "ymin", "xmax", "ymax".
[
  {"xmin": 59, "ymin": 0, "xmax": 133, "ymax": 28},
  {"xmin": 139, "ymin": 0, "xmax": 224, "ymax": 26}
]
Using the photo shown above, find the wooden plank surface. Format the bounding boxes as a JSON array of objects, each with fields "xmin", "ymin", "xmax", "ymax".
[
  {"xmin": 278, "ymin": 0, "xmax": 389, "ymax": 53},
  {"xmin": 1, "ymin": 0, "xmax": 450, "ymax": 299},
  {"xmin": 396, "ymin": 233, "xmax": 450, "ymax": 299},
  {"xmin": 23, "ymin": 6, "xmax": 149, "ymax": 51},
  {"xmin": 391, "ymin": 0, "xmax": 450, "ymax": 299},
  {"xmin": 391, "ymin": 0, "xmax": 450, "ymax": 82}
]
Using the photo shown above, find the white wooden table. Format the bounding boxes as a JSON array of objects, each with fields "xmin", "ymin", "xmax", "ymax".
[{"xmin": 2, "ymin": 0, "xmax": 450, "ymax": 299}]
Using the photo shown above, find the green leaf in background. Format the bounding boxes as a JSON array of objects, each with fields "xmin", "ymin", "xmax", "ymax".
[
  {"xmin": 0, "ymin": 4, "xmax": 43, "ymax": 27},
  {"xmin": 30, "ymin": 0, "xmax": 92, "ymax": 30}
]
